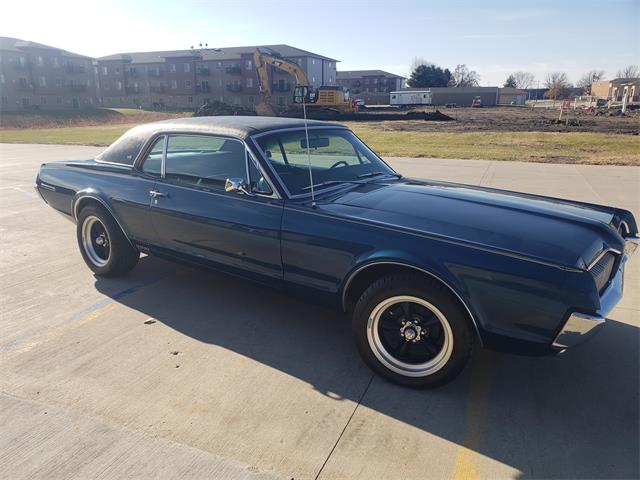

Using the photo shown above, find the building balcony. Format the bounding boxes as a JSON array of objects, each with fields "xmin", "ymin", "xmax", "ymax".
[
  {"xmin": 225, "ymin": 66, "xmax": 242, "ymax": 75},
  {"xmin": 272, "ymin": 83, "xmax": 291, "ymax": 92},
  {"xmin": 226, "ymin": 84, "xmax": 242, "ymax": 92},
  {"xmin": 196, "ymin": 67, "xmax": 210, "ymax": 76},
  {"xmin": 148, "ymin": 70, "xmax": 165, "ymax": 77},
  {"xmin": 11, "ymin": 61, "xmax": 29, "ymax": 71},
  {"xmin": 66, "ymin": 64, "xmax": 86, "ymax": 74},
  {"xmin": 196, "ymin": 85, "xmax": 211, "ymax": 93},
  {"xmin": 126, "ymin": 86, "xmax": 141, "ymax": 94},
  {"xmin": 149, "ymin": 85, "xmax": 166, "ymax": 93},
  {"xmin": 68, "ymin": 84, "xmax": 88, "ymax": 92},
  {"xmin": 125, "ymin": 70, "xmax": 139, "ymax": 77},
  {"xmin": 17, "ymin": 82, "xmax": 34, "ymax": 91}
]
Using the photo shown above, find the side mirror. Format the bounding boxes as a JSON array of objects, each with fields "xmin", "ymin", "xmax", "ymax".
[
  {"xmin": 293, "ymin": 85, "xmax": 309, "ymax": 104},
  {"xmin": 225, "ymin": 178, "xmax": 253, "ymax": 196}
]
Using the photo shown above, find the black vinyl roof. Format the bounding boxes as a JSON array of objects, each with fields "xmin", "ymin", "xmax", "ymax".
[
  {"xmin": 96, "ymin": 116, "xmax": 346, "ymax": 165},
  {"xmin": 147, "ymin": 116, "xmax": 346, "ymax": 138}
]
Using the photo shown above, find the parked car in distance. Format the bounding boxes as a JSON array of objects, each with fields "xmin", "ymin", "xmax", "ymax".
[{"xmin": 36, "ymin": 116, "xmax": 639, "ymax": 387}]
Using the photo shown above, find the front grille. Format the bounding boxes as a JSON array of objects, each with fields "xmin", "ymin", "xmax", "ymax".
[{"xmin": 590, "ymin": 252, "xmax": 616, "ymax": 293}]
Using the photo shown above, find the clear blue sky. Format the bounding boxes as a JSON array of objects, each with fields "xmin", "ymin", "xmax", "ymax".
[{"xmin": 2, "ymin": 0, "xmax": 638, "ymax": 85}]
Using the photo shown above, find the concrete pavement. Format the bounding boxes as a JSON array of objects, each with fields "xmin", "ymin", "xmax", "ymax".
[{"xmin": 1, "ymin": 144, "xmax": 638, "ymax": 479}]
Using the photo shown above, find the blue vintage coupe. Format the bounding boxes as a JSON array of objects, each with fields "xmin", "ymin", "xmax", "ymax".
[{"xmin": 36, "ymin": 117, "xmax": 638, "ymax": 387}]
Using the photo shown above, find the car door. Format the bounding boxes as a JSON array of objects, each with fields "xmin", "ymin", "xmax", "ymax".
[
  {"xmin": 144, "ymin": 133, "xmax": 284, "ymax": 281},
  {"xmin": 109, "ymin": 135, "xmax": 164, "ymax": 245}
]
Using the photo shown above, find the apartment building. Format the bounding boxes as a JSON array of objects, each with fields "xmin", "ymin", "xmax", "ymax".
[
  {"xmin": 96, "ymin": 45, "xmax": 338, "ymax": 110},
  {"xmin": 336, "ymin": 70, "xmax": 405, "ymax": 105},
  {"xmin": 0, "ymin": 37, "xmax": 97, "ymax": 111}
]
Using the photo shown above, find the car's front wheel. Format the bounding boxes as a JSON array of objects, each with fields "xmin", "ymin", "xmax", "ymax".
[
  {"xmin": 352, "ymin": 273, "xmax": 474, "ymax": 388},
  {"xmin": 76, "ymin": 204, "xmax": 139, "ymax": 276}
]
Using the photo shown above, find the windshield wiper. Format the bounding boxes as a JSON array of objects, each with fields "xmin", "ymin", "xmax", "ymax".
[
  {"xmin": 357, "ymin": 171, "xmax": 402, "ymax": 179},
  {"xmin": 301, "ymin": 180, "xmax": 366, "ymax": 191}
]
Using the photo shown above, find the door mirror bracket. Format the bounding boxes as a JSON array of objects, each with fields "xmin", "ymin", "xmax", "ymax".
[{"xmin": 225, "ymin": 178, "xmax": 254, "ymax": 196}]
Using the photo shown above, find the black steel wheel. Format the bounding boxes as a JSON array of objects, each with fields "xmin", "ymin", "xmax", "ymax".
[
  {"xmin": 76, "ymin": 204, "xmax": 139, "ymax": 277},
  {"xmin": 353, "ymin": 273, "xmax": 475, "ymax": 388}
]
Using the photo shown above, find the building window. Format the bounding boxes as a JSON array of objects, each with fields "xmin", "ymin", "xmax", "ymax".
[
  {"xmin": 278, "ymin": 97, "xmax": 284, "ymax": 106},
  {"xmin": 248, "ymin": 96, "xmax": 254, "ymax": 103},
  {"xmin": 1, "ymin": 97, "xmax": 8, "ymax": 105},
  {"xmin": 171, "ymin": 80, "xmax": 177, "ymax": 89},
  {"xmin": 36, "ymin": 56, "xmax": 43, "ymax": 66},
  {"xmin": 115, "ymin": 67, "xmax": 120, "ymax": 74},
  {"xmin": 188, "ymin": 96, "xmax": 193, "ymax": 103},
  {"xmin": 19, "ymin": 56, "xmax": 26, "ymax": 66},
  {"xmin": 41, "ymin": 96, "xmax": 47, "ymax": 105},
  {"xmin": 246, "ymin": 77, "xmax": 253, "ymax": 88},
  {"xmin": 245, "ymin": 60, "xmax": 252, "ymax": 70},
  {"xmin": 39, "ymin": 76, "xmax": 47, "ymax": 87},
  {"xmin": 53, "ymin": 58, "xmax": 59, "ymax": 68},
  {"xmin": 0, "ymin": 74, "xmax": 4, "ymax": 84},
  {"xmin": 170, "ymin": 64, "xmax": 176, "ymax": 72},
  {"xmin": 312, "ymin": 59, "xmax": 316, "ymax": 65},
  {"xmin": 102, "ymin": 66, "xmax": 108, "ymax": 75},
  {"xmin": 57, "ymin": 96, "xmax": 62, "ymax": 104},
  {"xmin": 185, "ymin": 80, "xmax": 191, "ymax": 88},
  {"xmin": 116, "ymin": 81, "xmax": 122, "ymax": 90},
  {"xmin": 217, "ymin": 61, "xmax": 222, "ymax": 68},
  {"xmin": 184, "ymin": 63, "xmax": 190, "ymax": 72}
]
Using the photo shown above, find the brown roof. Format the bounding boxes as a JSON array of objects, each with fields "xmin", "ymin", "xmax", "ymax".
[
  {"xmin": 337, "ymin": 70, "xmax": 405, "ymax": 80},
  {"xmin": 0, "ymin": 36, "xmax": 92, "ymax": 59},
  {"xmin": 97, "ymin": 44, "xmax": 339, "ymax": 64}
]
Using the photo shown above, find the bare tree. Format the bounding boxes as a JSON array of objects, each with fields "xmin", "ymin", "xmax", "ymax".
[
  {"xmin": 512, "ymin": 71, "xmax": 535, "ymax": 90},
  {"xmin": 544, "ymin": 72, "xmax": 572, "ymax": 99},
  {"xmin": 616, "ymin": 65, "xmax": 640, "ymax": 78},
  {"xmin": 576, "ymin": 70, "xmax": 605, "ymax": 94},
  {"xmin": 449, "ymin": 64, "xmax": 480, "ymax": 87}
]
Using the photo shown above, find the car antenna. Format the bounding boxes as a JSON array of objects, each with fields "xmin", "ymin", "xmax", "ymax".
[{"xmin": 302, "ymin": 90, "xmax": 316, "ymax": 208}]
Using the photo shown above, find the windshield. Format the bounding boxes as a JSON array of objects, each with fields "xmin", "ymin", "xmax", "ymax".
[{"xmin": 255, "ymin": 128, "xmax": 396, "ymax": 196}]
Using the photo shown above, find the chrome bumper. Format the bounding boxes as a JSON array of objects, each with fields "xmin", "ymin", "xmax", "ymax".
[{"xmin": 553, "ymin": 236, "xmax": 638, "ymax": 350}]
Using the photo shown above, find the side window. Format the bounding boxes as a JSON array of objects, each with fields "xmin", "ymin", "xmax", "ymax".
[
  {"xmin": 141, "ymin": 137, "xmax": 164, "ymax": 176},
  {"xmin": 248, "ymin": 157, "xmax": 272, "ymax": 195},
  {"xmin": 164, "ymin": 135, "xmax": 247, "ymax": 189}
]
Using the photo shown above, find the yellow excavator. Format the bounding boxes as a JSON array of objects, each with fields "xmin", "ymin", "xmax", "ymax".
[{"xmin": 253, "ymin": 48, "xmax": 356, "ymax": 116}]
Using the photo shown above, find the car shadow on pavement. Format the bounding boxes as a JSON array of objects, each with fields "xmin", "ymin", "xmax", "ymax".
[{"xmin": 95, "ymin": 256, "xmax": 639, "ymax": 479}]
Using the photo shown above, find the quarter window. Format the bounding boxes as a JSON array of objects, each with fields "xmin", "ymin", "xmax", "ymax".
[{"xmin": 164, "ymin": 135, "xmax": 247, "ymax": 190}]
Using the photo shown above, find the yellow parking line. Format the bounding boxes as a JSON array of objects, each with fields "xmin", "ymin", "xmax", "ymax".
[
  {"xmin": 451, "ymin": 353, "xmax": 494, "ymax": 480},
  {"xmin": 6, "ymin": 302, "xmax": 121, "ymax": 357}
]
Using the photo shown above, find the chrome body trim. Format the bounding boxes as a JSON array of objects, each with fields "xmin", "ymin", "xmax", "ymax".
[
  {"xmin": 38, "ymin": 182, "xmax": 57, "ymax": 192},
  {"xmin": 341, "ymin": 260, "xmax": 484, "ymax": 347},
  {"xmin": 624, "ymin": 235, "xmax": 640, "ymax": 258},
  {"xmin": 587, "ymin": 247, "xmax": 622, "ymax": 270},
  {"xmin": 553, "ymin": 250, "xmax": 633, "ymax": 349}
]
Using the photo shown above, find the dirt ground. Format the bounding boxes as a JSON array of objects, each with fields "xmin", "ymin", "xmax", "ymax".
[{"xmin": 353, "ymin": 106, "xmax": 640, "ymax": 135}]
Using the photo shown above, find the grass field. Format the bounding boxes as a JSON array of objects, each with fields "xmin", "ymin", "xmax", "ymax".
[{"xmin": 0, "ymin": 122, "xmax": 638, "ymax": 165}]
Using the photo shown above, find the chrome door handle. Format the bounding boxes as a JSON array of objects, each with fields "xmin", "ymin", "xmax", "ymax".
[{"xmin": 149, "ymin": 190, "xmax": 168, "ymax": 198}]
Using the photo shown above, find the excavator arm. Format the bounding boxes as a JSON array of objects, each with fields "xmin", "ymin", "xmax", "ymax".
[{"xmin": 253, "ymin": 49, "xmax": 311, "ymax": 116}]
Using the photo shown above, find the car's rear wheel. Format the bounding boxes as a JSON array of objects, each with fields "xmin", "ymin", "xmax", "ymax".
[
  {"xmin": 76, "ymin": 204, "xmax": 139, "ymax": 276},
  {"xmin": 352, "ymin": 273, "xmax": 474, "ymax": 388}
]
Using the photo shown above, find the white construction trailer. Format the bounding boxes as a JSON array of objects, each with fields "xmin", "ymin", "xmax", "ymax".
[{"xmin": 390, "ymin": 90, "xmax": 432, "ymax": 106}]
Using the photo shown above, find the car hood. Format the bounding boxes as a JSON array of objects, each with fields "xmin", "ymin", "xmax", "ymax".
[{"xmin": 325, "ymin": 179, "xmax": 625, "ymax": 269}]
